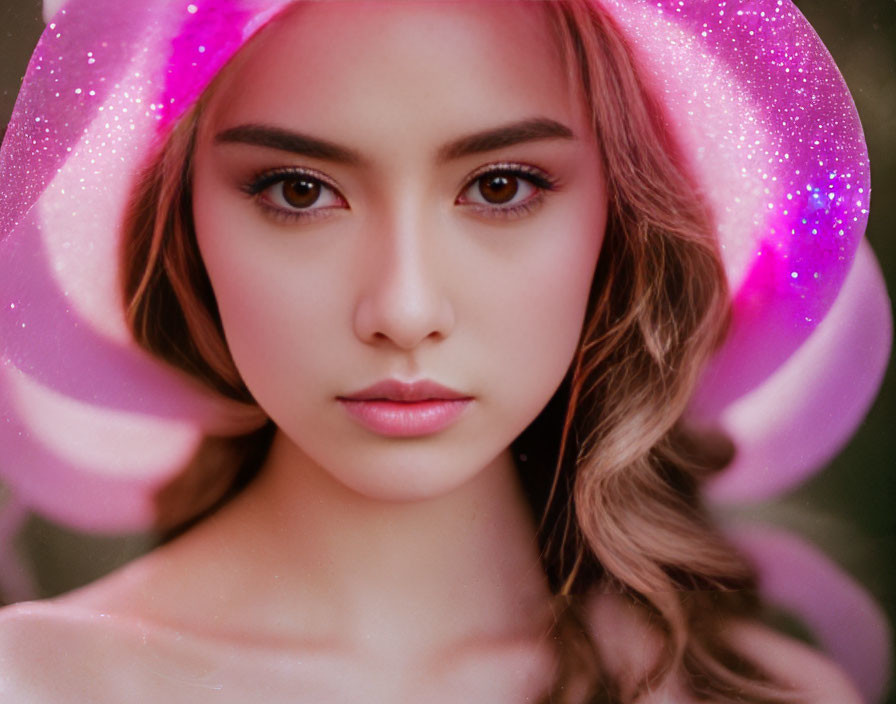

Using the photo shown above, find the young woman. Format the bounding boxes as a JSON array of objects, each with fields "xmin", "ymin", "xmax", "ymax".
[{"xmin": 0, "ymin": 0, "xmax": 883, "ymax": 701}]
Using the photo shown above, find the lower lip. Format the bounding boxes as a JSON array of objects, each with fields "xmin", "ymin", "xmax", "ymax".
[{"xmin": 338, "ymin": 398, "xmax": 472, "ymax": 437}]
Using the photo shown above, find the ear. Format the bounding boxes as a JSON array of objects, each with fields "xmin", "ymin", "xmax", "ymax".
[{"xmin": 43, "ymin": 0, "xmax": 68, "ymax": 23}]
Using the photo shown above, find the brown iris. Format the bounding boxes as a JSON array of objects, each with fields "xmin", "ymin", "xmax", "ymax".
[
  {"xmin": 478, "ymin": 173, "xmax": 519, "ymax": 204},
  {"xmin": 282, "ymin": 178, "xmax": 321, "ymax": 209}
]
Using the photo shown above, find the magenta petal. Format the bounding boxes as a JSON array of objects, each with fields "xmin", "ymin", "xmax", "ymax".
[
  {"xmin": 605, "ymin": 0, "xmax": 871, "ymax": 412},
  {"xmin": 706, "ymin": 240, "xmax": 891, "ymax": 503},
  {"xmin": 729, "ymin": 523, "xmax": 892, "ymax": 703},
  {"xmin": 0, "ymin": 362, "xmax": 203, "ymax": 532}
]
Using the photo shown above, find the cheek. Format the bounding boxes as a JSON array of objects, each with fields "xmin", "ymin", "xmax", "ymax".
[
  {"xmin": 474, "ymin": 202, "xmax": 606, "ymax": 419},
  {"xmin": 199, "ymin": 264, "xmax": 339, "ymax": 420},
  {"xmin": 191, "ymin": 180, "xmax": 330, "ymax": 405},
  {"xmin": 516, "ymin": 207, "xmax": 603, "ymax": 346}
]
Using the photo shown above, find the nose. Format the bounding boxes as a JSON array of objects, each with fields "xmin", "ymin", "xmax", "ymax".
[{"xmin": 353, "ymin": 216, "xmax": 455, "ymax": 350}]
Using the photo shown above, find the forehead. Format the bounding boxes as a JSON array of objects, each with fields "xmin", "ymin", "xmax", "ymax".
[{"xmin": 204, "ymin": 0, "xmax": 580, "ymax": 141}]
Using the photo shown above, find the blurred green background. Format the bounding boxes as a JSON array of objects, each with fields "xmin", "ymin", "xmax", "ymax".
[{"xmin": 1, "ymin": 0, "xmax": 894, "ymax": 700}]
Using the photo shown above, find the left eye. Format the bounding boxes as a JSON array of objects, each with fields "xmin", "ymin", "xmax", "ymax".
[
  {"xmin": 260, "ymin": 175, "xmax": 344, "ymax": 212},
  {"xmin": 457, "ymin": 167, "xmax": 553, "ymax": 210}
]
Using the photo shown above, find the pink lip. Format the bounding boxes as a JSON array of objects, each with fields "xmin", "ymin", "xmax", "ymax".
[{"xmin": 337, "ymin": 380, "xmax": 473, "ymax": 437}]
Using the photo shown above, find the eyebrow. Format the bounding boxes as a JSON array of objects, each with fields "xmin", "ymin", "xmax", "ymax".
[
  {"xmin": 214, "ymin": 117, "xmax": 575, "ymax": 164},
  {"xmin": 437, "ymin": 118, "xmax": 575, "ymax": 161},
  {"xmin": 215, "ymin": 124, "xmax": 363, "ymax": 164}
]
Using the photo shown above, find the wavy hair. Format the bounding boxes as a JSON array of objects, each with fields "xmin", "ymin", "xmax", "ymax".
[{"xmin": 121, "ymin": 2, "xmax": 793, "ymax": 701}]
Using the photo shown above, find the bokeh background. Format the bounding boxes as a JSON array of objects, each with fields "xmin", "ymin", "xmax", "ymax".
[{"xmin": 1, "ymin": 0, "xmax": 894, "ymax": 700}]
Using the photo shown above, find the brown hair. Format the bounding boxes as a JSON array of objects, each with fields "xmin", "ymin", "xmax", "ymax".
[{"xmin": 121, "ymin": 2, "xmax": 794, "ymax": 701}]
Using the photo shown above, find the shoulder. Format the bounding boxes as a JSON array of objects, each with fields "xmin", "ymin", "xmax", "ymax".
[
  {"xmin": 0, "ymin": 597, "xmax": 243, "ymax": 703},
  {"xmin": 0, "ymin": 600, "xmax": 91, "ymax": 701},
  {"xmin": 0, "ymin": 600, "xmax": 91, "ymax": 668},
  {"xmin": 0, "ymin": 594, "xmax": 330, "ymax": 704},
  {"xmin": 585, "ymin": 592, "xmax": 862, "ymax": 704},
  {"xmin": 0, "ymin": 599, "xmax": 144, "ymax": 702}
]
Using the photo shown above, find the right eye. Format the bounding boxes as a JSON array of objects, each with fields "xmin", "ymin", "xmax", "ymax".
[{"xmin": 245, "ymin": 169, "xmax": 348, "ymax": 221}]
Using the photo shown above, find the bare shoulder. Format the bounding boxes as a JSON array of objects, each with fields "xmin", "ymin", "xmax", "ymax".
[
  {"xmin": 586, "ymin": 593, "xmax": 862, "ymax": 704},
  {"xmin": 0, "ymin": 600, "xmax": 98, "ymax": 701},
  {"xmin": 0, "ymin": 593, "xmax": 348, "ymax": 704},
  {"xmin": 0, "ymin": 599, "xmax": 153, "ymax": 702},
  {"xmin": 723, "ymin": 619, "xmax": 863, "ymax": 704},
  {"xmin": 0, "ymin": 597, "xmax": 249, "ymax": 703}
]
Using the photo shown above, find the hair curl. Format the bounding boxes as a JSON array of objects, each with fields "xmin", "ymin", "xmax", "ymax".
[{"xmin": 121, "ymin": 2, "xmax": 794, "ymax": 702}]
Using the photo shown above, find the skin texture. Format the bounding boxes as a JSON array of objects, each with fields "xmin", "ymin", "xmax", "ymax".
[
  {"xmin": 192, "ymin": 0, "xmax": 606, "ymax": 503},
  {"xmin": 0, "ymin": 2, "xmax": 864, "ymax": 702}
]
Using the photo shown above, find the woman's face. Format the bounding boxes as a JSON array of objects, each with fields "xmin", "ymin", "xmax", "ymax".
[{"xmin": 193, "ymin": 0, "xmax": 606, "ymax": 501}]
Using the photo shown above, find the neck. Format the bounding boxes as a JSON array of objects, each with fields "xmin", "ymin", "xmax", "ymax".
[{"xmin": 212, "ymin": 430, "xmax": 553, "ymax": 655}]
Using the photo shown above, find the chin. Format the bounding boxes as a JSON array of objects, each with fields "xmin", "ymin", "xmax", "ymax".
[{"xmin": 315, "ymin": 443, "xmax": 509, "ymax": 504}]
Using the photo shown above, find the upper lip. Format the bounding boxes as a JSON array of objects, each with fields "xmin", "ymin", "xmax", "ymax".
[{"xmin": 339, "ymin": 379, "xmax": 471, "ymax": 402}]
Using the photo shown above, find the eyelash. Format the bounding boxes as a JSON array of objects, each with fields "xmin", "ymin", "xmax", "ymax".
[
  {"xmin": 242, "ymin": 162, "xmax": 558, "ymax": 223},
  {"xmin": 456, "ymin": 162, "xmax": 558, "ymax": 220},
  {"xmin": 242, "ymin": 167, "xmax": 346, "ymax": 224}
]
